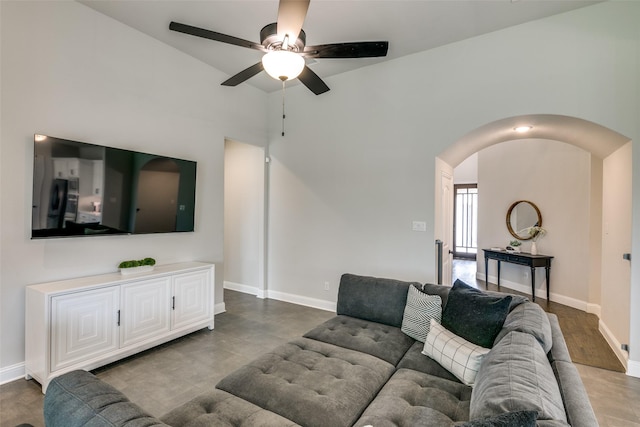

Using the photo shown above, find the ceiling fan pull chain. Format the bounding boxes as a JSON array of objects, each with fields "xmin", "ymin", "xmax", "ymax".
[{"xmin": 281, "ymin": 79, "xmax": 286, "ymax": 136}]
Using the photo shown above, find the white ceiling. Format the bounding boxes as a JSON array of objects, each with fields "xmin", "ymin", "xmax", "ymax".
[{"xmin": 79, "ymin": 0, "xmax": 600, "ymax": 94}]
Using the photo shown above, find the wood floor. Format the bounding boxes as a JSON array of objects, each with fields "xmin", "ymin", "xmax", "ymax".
[
  {"xmin": 2, "ymin": 287, "xmax": 640, "ymax": 426},
  {"xmin": 453, "ymin": 258, "xmax": 625, "ymax": 373}
]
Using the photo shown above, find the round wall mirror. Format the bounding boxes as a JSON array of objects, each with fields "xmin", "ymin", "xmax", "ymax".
[{"xmin": 506, "ymin": 200, "xmax": 542, "ymax": 240}]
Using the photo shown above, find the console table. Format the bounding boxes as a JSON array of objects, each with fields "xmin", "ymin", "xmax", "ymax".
[{"xmin": 482, "ymin": 249, "xmax": 553, "ymax": 302}]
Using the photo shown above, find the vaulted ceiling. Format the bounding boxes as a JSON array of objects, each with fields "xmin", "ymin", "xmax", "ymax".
[{"xmin": 80, "ymin": 0, "xmax": 599, "ymax": 93}]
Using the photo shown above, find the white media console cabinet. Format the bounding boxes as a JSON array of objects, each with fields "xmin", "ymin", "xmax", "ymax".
[{"xmin": 25, "ymin": 262, "xmax": 215, "ymax": 393}]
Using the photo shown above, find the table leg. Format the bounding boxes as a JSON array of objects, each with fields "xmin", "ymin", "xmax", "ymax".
[
  {"xmin": 497, "ymin": 261, "xmax": 501, "ymax": 289},
  {"xmin": 546, "ymin": 266, "xmax": 551, "ymax": 301},
  {"xmin": 485, "ymin": 257, "xmax": 489, "ymax": 289},
  {"xmin": 530, "ymin": 267, "xmax": 536, "ymax": 302}
]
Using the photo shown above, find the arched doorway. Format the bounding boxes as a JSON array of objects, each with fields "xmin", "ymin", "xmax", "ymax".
[{"xmin": 435, "ymin": 114, "xmax": 631, "ymax": 370}]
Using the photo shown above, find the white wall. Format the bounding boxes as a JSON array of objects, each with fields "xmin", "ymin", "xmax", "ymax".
[
  {"xmin": 264, "ymin": 2, "xmax": 640, "ymax": 369},
  {"xmin": 0, "ymin": 2, "xmax": 267, "ymax": 377},
  {"xmin": 476, "ymin": 139, "xmax": 592, "ymax": 307},
  {"xmin": 224, "ymin": 140, "xmax": 265, "ymax": 295}
]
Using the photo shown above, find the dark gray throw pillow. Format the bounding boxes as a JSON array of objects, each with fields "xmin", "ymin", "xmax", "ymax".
[
  {"xmin": 459, "ymin": 411, "xmax": 537, "ymax": 427},
  {"xmin": 441, "ymin": 279, "xmax": 512, "ymax": 348}
]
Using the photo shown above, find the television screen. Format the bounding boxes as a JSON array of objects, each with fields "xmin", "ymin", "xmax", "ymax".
[{"xmin": 31, "ymin": 134, "xmax": 197, "ymax": 238}]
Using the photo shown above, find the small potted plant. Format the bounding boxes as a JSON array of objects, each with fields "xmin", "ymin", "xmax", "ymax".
[
  {"xmin": 118, "ymin": 257, "xmax": 156, "ymax": 275},
  {"xmin": 506, "ymin": 240, "xmax": 521, "ymax": 253}
]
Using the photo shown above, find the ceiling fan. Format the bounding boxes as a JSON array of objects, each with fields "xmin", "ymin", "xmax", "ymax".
[{"xmin": 169, "ymin": 0, "xmax": 389, "ymax": 95}]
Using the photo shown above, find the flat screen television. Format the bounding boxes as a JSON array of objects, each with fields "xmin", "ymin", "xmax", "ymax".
[{"xmin": 31, "ymin": 134, "xmax": 197, "ymax": 239}]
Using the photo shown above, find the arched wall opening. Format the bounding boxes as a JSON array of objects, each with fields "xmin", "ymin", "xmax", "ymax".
[{"xmin": 436, "ymin": 114, "xmax": 632, "ymax": 370}]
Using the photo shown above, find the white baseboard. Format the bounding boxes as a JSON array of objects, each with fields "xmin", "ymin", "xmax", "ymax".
[
  {"xmin": 223, "ymin": 280, "xmax": 267, "ymax": 299},
  {"xmin": 598, "ymin": 319, "xmax": 629, "ymax": 371},
  {"xmin": 0, "ymin": 362, "xmax": 25, "ymax": 386},
  {"xmin": 478, "ymin": 273, "xmax": 587, "ymax": 311},
  {"xmin": 265, "ymin": 290, "xmax": 336, "ymax": 312},
  {"xmin": 224, "ymin": 280, "xmax": 335, "ymax": 312},
  {"xmin": 627, "ymin": 359, "xmax": 640, "ymax": 378},
  {"xmin": 224, "ymin": 281, "xmax": 260, "ymax": 296},
  {"xmin": 214, "ymin": 302, "xmax": 226, "ymax": 315},
  {"xmin": 586, "ymin": 303, "xmax": 601, "ymax": 317}
]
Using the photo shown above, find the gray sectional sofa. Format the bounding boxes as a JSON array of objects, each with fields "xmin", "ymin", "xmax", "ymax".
[{"xmin": 43, "ymin": 274, "xmax": 597, "ymax": 426}]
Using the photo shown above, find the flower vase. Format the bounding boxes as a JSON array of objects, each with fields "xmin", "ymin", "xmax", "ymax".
[{"xmin": 531, "ymin": 241, "xmax": 538, "ymax": 255}]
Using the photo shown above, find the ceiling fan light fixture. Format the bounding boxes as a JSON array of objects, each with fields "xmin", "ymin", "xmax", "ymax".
[{"xmin": 262, "ymin": 50, "xmax": 305, "ymax": 81}]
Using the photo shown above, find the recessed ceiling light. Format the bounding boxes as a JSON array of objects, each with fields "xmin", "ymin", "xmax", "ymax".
[{"xmin": 514, "ymin": 126, "xmax": 533, "ymax": 133}]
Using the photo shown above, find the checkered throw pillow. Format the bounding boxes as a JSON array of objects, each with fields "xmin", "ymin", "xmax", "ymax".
[{"xmin": 422, "ymin": 319, "xmax": 490, "ymax": 386}]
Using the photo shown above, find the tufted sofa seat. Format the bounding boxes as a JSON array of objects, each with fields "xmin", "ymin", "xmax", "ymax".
[
  {"xmin": 43, "ymin": 273, "xmax": 598, "ymax": 427},
  {"xmin": 303, "ymin": 315, "xmax": 415, "ymax": 364},
  {"xmin": 216, "ymin": 337, "xmax": 396, "ymax": 427},
  {"xmin": 354, "ymin": 368, "xmax": 473, "ymax": 427}
]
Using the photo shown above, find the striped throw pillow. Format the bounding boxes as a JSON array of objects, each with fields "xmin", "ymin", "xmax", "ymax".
[
  {"xmin": 401, "ymin": 285, "xmax": 442, "ymax": 342},
  {"xmin": 422, "ymin": 319, "xmax": 490, "ymax": 387}
]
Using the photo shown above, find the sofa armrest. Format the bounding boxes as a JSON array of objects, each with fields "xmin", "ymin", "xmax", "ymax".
[
  {"xmin": 44, "ymin": 370, "xmax": 167, "ymax": 427},
  {"xmin": 551, "ymin": 361, "xmax": 598, "ymax": 427}
]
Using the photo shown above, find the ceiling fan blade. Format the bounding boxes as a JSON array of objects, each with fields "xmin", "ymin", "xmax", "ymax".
[
  {"xmin": 304, "ymin": 41, "xmax": 389, "ymax": 58},
  {"xmin": 221, "ymin": 62, "xmax": 265, "ymax": 87},
  {"xmin": 169, "ymin": 21, "xmax": 265, "ymax": 51},
  {"xmin": 276, "ymin": 0, "xmax": 310, "ymax": 42},
  {"xmin": 298, "ymin": 65, "xmax": 330, "ymax": 95}
]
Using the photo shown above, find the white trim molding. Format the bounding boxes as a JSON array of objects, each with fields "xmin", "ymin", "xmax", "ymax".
[
  {"xmin": 265, "ymin": 290, "xmax": 336, "ymax": 312},
  {"xmin": 586, "ymin": 303, "xmax": 601, "ymax": 318},
  {"xmin": 224, "ymin": 281, "xmax": 259, "ymax": 296},
  {"xmin": 598, "ymin": 319, "xmax": 629, "ymax": 372},
  {"xmin": 478, "ymin": 273, "xmax": 588, "ymax": 311},
  {"xmin": 628, "ymin": 359, "xmax": 640, "ymax": 378},
  {"xmin": 0, "ymin": 362, "xmax": 25, "ymax": 386},
  {"xmin": 214, "ymin": 302, "xmax": 226, "ymax": 315},
  {"xmin": 223, "ymin": 280, "xmax": 336, "ymax": 312}
]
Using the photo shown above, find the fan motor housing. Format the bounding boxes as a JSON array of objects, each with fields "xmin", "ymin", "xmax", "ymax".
[{"xmin": 260, "ymin": 23, "xmax": 306, "ymax": 51}]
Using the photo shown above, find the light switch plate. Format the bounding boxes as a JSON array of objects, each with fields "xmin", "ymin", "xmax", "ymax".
[{"xmin": 412, "ymin": 221, "xmax": 427, "ymax": 232}]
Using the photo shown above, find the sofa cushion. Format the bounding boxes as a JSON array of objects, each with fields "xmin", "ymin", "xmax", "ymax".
[
  {"xmin": 483, "ymin": 290, "xmax": 528, "ymax": 312},
  {"xmin": 470, "ymin": 331, "xmax": 567, "ymax": 422},
  {"xmin": 160, "ymin": 389, "xmax": 300, "ymax": 427},
  {"xmin": 397, "ymin": 341, "xmax": 460, "ymax": 383},
  {"xmin": 352, "ymin": 368, "xmax": 472, "ymax": 427},
  {"xmin": 458, "ymin": 410, "xmax": 537, "ymax": 427},
  {"xmin": 421, "ymin": 282, "xmax": 527, "ymax": 312},
  {"xmin": 336, "ymin": 273, "xmax": 420, "ymax": 327},
  {"xmin": 43, "ymin": 370, "xmax": 167, "ymax": 427},
  {"xmin": 303, "ymin": 315, "xmax": 414, "ymax": 365},
  {"xmin": 422, "ymin": 283, "xmax": 452, "ymax": 308},
  {"xmin": 401, "ymin": 285, "xmax": 442, "ymax": 342},
  {"xmin": 216, "ymin": 337, "xmax": 395, "ymax": 427},
  {"xmin": 442, "ymin": 279, "xmax": 512, "ymax": 348},
  {"xmin": 493, "ymin": 302, "xmax": 553, "ymax": 353},
  {"xmin": 422, "ymin": 319, "xmax": 490, "ymax": 387}
]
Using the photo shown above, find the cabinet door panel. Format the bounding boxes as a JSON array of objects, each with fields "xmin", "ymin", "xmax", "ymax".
[
  {"xmin": 172, "ymin": 271, "xmax": 211, "ymax": 330},
  {"xmin": 121, "ymin": 278, "xmax": 171, "ymax": 347},
  {"xmin": 51, "ymin": 287, "xmax": 119, "ymax": 372}
]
